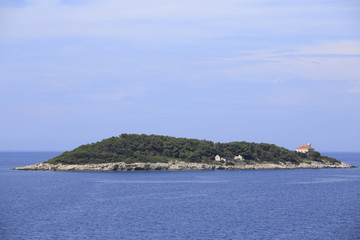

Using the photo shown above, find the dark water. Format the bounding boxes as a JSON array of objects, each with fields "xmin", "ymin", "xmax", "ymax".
[{"xmin": 1, "ymin": 152, "xmax": 359, "ymax": 240}]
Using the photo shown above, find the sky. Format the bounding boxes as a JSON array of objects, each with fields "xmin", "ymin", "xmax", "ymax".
[{"xmin": 0, "ymin": 0, "xmax": 360, "ymax": 152}]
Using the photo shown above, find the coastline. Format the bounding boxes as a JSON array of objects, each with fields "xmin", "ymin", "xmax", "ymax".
[{"xmin": 13, "ymin": 161, "xmax": 355, "ymax": 172}]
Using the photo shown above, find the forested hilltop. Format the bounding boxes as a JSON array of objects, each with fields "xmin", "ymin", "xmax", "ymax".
[{"xmin": 46, "ymin": 134, "xmax": 340, "ymax": 165}]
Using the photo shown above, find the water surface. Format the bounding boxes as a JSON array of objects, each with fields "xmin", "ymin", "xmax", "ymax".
[{"xmin": 1, "ymin": 152, "xmax": 359, "ymax": 239}]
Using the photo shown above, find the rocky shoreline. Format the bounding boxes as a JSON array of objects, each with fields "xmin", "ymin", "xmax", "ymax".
[{"xmin": 13, "ymin": 161, "xmax": 354, "ymax": 172}]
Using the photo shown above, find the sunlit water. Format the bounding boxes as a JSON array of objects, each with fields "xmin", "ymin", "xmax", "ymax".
[{"xmin": 1, "ymin": 152, "xmax": 359, "ymax": 240}]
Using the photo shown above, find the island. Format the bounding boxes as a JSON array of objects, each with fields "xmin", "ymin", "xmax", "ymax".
[{"xmin": 14, "ymin": 134, "xmax": 354, "ymax": 171}]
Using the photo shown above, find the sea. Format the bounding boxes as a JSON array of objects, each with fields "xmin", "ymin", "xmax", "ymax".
[{"xmin": 0, "ymin": 152, "xmax": 359, "ymax": 240}]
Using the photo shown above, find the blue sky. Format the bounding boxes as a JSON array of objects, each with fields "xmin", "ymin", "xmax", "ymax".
[{"xmin": 0, "ymin": 0, "xmax": 359, "ymax": 152}]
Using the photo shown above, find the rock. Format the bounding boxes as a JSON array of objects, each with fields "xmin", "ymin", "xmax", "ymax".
[{"xmin": 12, "ymin": 160, "xmax": 355, "ymax": 172}]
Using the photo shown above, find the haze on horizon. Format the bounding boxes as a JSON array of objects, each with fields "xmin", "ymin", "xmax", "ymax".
[{"xmin": 0, "ymin": 0, "xmax": 359, "ymax": 152}]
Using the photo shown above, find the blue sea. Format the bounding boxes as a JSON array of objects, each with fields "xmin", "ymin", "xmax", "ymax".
[{"xmin": 0, "ymin": 152, "xmax": 359, "ymax": 240}]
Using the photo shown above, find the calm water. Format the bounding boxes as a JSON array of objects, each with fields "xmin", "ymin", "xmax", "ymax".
[{"xmin": 0, "ymin": 152, "xmax": 359, "ymax": 240}]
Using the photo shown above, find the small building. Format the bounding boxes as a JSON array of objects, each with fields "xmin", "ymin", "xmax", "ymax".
[
  {"xmin": 296, "ymin": 143, "xmax": 315, "ymax": 153},
  {"xmin": 215, "ymin": 155, "xmax": 227, "ymax": 162},
  {"xmin": 234, "ymin": 155, "xmax": 244, "ymax": 161},
  {"xmin": 215, "ymin": 155, "xmax": 244, "ymax": 162}
]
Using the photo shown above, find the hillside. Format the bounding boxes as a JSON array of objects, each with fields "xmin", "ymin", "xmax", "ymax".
[{"xmin": 45, "ymin": 134, "xmax": 340, "ymax": 165}]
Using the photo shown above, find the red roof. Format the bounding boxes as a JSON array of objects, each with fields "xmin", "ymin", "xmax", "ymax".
[{"xmin": 296, "ymin": 145, "xmax": 314, "ymax": 150}]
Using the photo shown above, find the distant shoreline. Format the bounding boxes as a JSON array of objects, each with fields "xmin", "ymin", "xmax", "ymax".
[{"xmin": 13, "ymin": 161, "xmax": 355, "ymax": 172}]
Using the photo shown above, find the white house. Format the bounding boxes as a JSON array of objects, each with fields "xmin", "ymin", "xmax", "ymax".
[
  {"xmin": 215, "ymin": 155, "xmax": 227, "ymax": 162},
  {"xmin": 234, "ymin": 155, "xmax": 244, "ymax": 161},
  {"xmin": 215, "ymin": 155, "xmax": 244, "ymax": 162},
  {"xmin": 296, "ymin": 143, "xmax": 315, "ymax": 153}
]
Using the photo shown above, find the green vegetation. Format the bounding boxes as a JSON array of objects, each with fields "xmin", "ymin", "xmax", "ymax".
[{"xmin": 45, "ymin": 134, "xmax": 340, "ymax": 165}]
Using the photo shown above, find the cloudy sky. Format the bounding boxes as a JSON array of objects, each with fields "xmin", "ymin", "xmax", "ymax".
[{"xmin": 1, "ymin": 0, "xmax": 359, "ymax": 152}]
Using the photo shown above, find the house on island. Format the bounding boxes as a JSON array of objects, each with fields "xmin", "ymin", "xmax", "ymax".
[
  {"xmin": 215, "ymin": 155, "xmax": 244, "ymax": 162},
  {"xmin": 215, "ymin": 155, "xmax": 225, "ymax": 162},
  {"xmin": 296, "ymin": 143, "xmax": 315, "ymax": 153}
]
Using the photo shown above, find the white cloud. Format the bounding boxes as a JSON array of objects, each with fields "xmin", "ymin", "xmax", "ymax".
[
  {"xmin": 221, "ymin": 39, "xmax": 360, "ymax": 82},
  {"xmin": 74, "ymin": 86, "xmax": 148, "ymax": 102},
  {"xmin": 0, "ymin": 0, "xmax": 359, "ymax": 41},
  {"xmin": 349, "ymin": 88, "xmax": 360, "ymax": 93}
]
